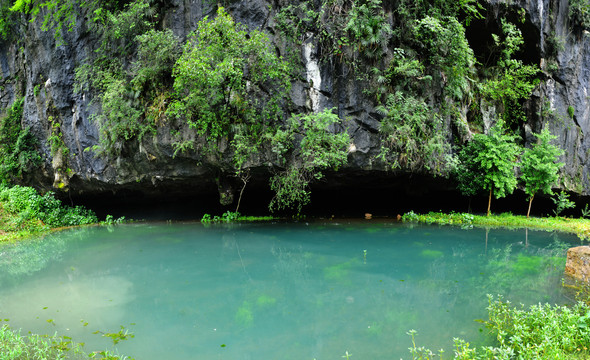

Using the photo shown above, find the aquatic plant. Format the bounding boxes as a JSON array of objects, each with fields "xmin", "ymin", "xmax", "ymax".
[{"xmin": 93, "ymin": 325, "xmax": 135, "ymax": 346}]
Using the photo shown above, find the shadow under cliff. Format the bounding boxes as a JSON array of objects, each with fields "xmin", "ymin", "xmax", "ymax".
[{"xmin": 67, "ymin": 172, "xmax": 568, "ymax": 221}]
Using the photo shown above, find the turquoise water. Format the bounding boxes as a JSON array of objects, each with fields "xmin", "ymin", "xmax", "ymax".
[{"xmin": 0, "ymin": 222, "xmax": 580, "ymax": 359}]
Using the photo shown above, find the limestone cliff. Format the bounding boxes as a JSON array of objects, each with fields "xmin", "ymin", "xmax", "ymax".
[{"xmin": 0, "ymin": 0, "xmax": 588, "ymax": 211}]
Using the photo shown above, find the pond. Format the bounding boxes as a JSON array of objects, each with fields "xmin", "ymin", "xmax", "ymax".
[{"xmin": 0, "ymin": 221, "xmax": 581, "ymax": 359}]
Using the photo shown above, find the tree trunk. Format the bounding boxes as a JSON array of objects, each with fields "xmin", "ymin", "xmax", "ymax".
[
  {"xmin": 526, "ymin": 193, "xmax": 535, "ymax": 218},
  {"xmin": 487, "ymin": 188, "xmax": 492, "ymax": 216},
  {"xmin": 235, "ymin": 175, "xmax": 249, "ymax": 214}
]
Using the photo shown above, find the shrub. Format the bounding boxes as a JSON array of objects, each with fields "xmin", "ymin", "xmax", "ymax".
[
  {"xmin": 0, "ymin": 185, "xmax": 98, "ymax": 229},
  {"xmin": 552, "ymin": 191, "xmax": 576, "ymax": 217},
  {"xmin": 569, "ymin": 0, "xmax": 590, "ymax": 30},
  {"xmin": 0, "ymin": 98, "xmax": 41, "ymax": 183},
  {"xmin": 486, "ymin": 295, "xmax": 590, "ymax": 358},
  {"xmin": 269, "ymin": 109, "xmax": 349, "ymax": 212},
  {"xmin": 169, "ymin": 7, "xmax": 290, "ymax": 146},
  {"xmin": 377, "ymin": 91, "xmax": 451, "ymax": 175},
  {"xmin": 407, "ymin": 296, "xmax": 590, "ymax": 359}
]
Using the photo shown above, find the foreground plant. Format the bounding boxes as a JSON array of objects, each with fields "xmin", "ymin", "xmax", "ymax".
[
  {"xmin": 407, "ymin": 296, "xmax": 590, "ymax": 359},
  {"xmin": 0, "ymin": 324, "xmax": 132, "ymax": 359}
]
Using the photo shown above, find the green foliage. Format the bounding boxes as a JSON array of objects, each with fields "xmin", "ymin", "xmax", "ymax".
[
  {"xmin": 569, "ymin": 0, "xmax": 590, "ymax": 30},
  {"xmin": 396, "ymin": 0, "xmax": 483, "ymax": 25},
  {"xmin": 568, "ymin": 105, "xmax": 576, "ymax": 119},
  {"xmin": 8, "ymin": 0, "xmax": 79, "ymax": 45},
  {"xmin": 485, "ymin": 296, "xmax": 590, "ymax": 358},
  {"xmin": 47, "ymin": 116, "xmax": 69, "ymax": 158},
  {"xmin": 90, "ymin": 0, "xmax": 155, "ymax": 57},
  {"xmin": 0, "ymin": 98, "xmax": 41, "ymax": 183},
  {"xmin": 385, "ymin": 48, "xmax": 430, "ymax": 94},
  {"xmin": 132, "ymin": 29, "xmax": 180, "ymax": 97},
  {"xmin": 276, "ymin": 0, "xmax": 391, "ymax": 64},
  {"xmin": 0, "ymin": 323, "xmax": 133, "ymax": 360},
  {"xmin": 407, "ymin": 296, "xmax": 590, "ymax": 359},
  {"xmin": 343, "ymin": 0, "xmax": 392, "ymax": 60},
  {"xmin": 377, "ymin": 91, "xmax": 452, "ymax": 175},
  {"xmin": 93, "ymin": 325, "xmax": 135, "ymax": 345},
  {"xmin": 0, "ymin": 323, "xmax": 87, "ymax": 359},
  {"xmin": 169, "ymin": 7, "xmax": 290, "ymax": 149},
  {"xmin": 401, "ymin": 211, "xmax": 590, "ymax": 240},
  {"xmin": 269, "ymin": 166, "xmax": 311, "ymax": 213},
  {"xmin": 0, "ymin": 1, "xmax": 13, "ymax": 41},
  {"xmin": 412, "ymin": 298, "xmax": 590, "ymax": 359},
  {"xmin": 275, "ymin": 2, "xmax": 318, "ymax": 43},
  {"xmin": 412, "ymin": 16, "xmax": 475, "ymax": 99},
  {"xmin": 521, "ymin": 127, "xmax": 564, "ymax": 215},
  {"xmin": 552, "ymin": 191, "xmax": 576, "ymax": 217},
  {"xmin": 169, "ymin": 6, "xmax": 292, "ymax": 180},
  {"xmin": 298, "ymin": 110, "xmax": 350, "ymax": 170},
  {"xmin": 456, "ymin": 121, "xmax": 520, "ymax": 213},
  {"xmin": 92, "ymin": 77, "xmax": 146, "ymax": 156},
  {"xmin": 0, "ymin": 184, "xmax": 98, "ymax": 230},
  {"xmin": 200, "ymin": 211, "xmax": 274, "ymax": 223},
  {"xmin": 74, "ymin": 0, "xmax": 168, "ymax": 157},
  {"xmin": 201, "ymin": 211, "xmax": 235, "ymax": 223},
  {"xmin": 480, "ymin": 20, "xmax": 540, "ymax": 126},
  {"xmin": 269, "ymin": 109, "xmax": 349, "ymax": 212}
]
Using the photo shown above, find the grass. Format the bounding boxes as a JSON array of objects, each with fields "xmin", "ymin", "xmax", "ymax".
[
  {"xmin": 0, "ymin": 324, "xmax": 131, "ymax": 359},
  {"xmin": 201, "ymin": 211, "xmax": 277, "ymax": 223},
  {"xmin": 402, "ymin": 211, "xmax": 590, "ymax": 240}
]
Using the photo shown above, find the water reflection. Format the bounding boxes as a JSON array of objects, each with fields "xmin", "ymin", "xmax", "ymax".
[{"xmin": 0, "ymin": 223, "xmax": 581, "ymax": 359}]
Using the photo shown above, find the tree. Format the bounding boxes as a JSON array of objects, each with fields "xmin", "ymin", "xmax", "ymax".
[
  {"xmin": 457, "ymin": 121, "xmax": 520, "ymax": 216},
  {"xmin": 520, "ymin": 128, "xmax": 564, "ymax": 218}
]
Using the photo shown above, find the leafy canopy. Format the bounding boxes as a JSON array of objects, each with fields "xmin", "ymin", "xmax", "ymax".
[
  {"xmin": 521, "ymin": 127, "xmax": 564, "ymax": 198},
  {"xmin": 169, "ymin": 7, "xmax": 291, "ymax": 145},
  {"xmin": 457, "ymin": 121, "xmax": 521, "ymax": 214}
]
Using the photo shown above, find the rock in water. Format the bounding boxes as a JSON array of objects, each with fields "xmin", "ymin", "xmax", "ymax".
[{"xmin": 565, "ymin": 246, "xmax": 590, "ymax": 282}]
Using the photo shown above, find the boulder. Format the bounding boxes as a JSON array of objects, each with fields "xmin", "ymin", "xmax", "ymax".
[{"xmin": 565, "ymin": 246, "xmax": 590, "ymax": 282}]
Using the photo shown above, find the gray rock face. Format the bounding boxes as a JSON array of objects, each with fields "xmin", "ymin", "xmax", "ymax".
[{"xmin": 1, "ymin": 0, "xmax": 590, "ymax": 206}]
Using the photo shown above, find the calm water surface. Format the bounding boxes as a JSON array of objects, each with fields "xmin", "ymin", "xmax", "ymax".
[{"xmin": 0, "ymin": 222, "xmax": 580, "ymax": 359}]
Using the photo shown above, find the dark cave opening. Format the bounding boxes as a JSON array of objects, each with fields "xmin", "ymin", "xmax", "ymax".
[{"xmin": 70, "ymin": 172, "xmax": 568, "ymax": 222}]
